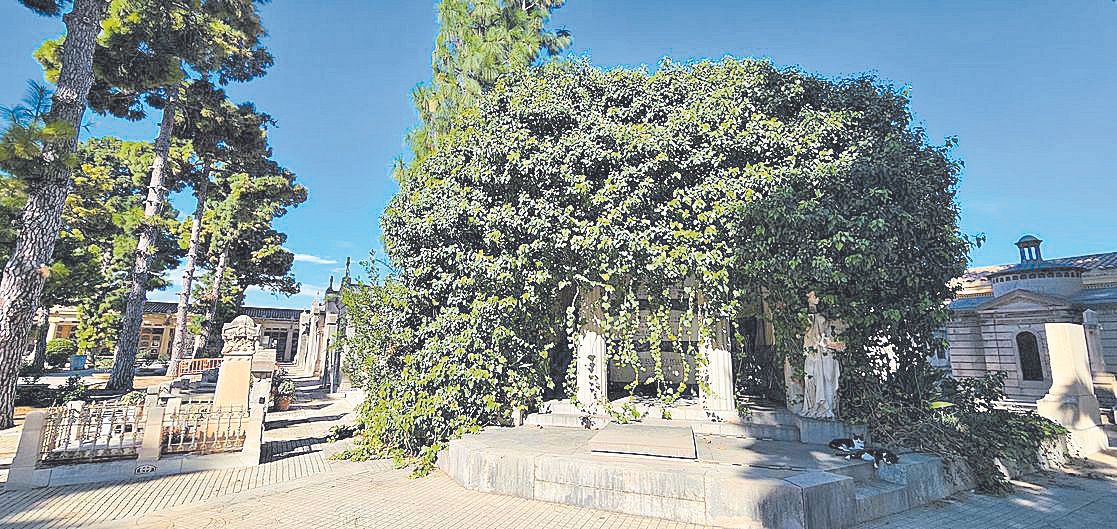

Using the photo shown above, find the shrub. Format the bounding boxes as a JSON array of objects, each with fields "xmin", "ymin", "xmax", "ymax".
[
  {"xmin": 45, "ymin": 339, "xmax": 77, "ymax": 368},
  {"xmin": 56, "ymin": 375, "xmax": 89, "ymax": 404},
  {"xmin": 19, "ymin": 362, "xmax": 43, "ymax": 377},
  {"xmin": 865, "ymin": 369, "xmax": 1066, "ymax": 494},
  {"xmin": 276, "ymin": 379, "xmax": 296, "ymax": 398},
  {"xmin": 118, "ymin": 391, "xmax": 146, "ymax": 406}
]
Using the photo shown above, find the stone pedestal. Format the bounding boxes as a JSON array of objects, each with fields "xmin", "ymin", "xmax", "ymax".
[
  {"xmin": 1035, "ymin": 322, "xmax": 1110, "ymax": 455},
  {"xmin": 213, "ymin": 353, "xmax": 254, "ymax": 409},
  {"xmin": 575, "ymin": 287, "xmax": 608, "ymax": 414},
  {"xmin": 213, "ymin": 315, "xmax": 264, "ymax": 410}
]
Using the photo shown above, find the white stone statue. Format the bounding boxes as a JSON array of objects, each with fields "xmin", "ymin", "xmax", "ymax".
[{"xmin": 794, "ymin": 292, "xmax": 845, "ymax": 419}]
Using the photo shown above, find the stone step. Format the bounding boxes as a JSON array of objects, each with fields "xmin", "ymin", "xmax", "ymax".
[
  {"xmin": 524, "ymin": 412, "xmax": 609, "ymax": 429},
  {"xmin": 440, "ymin": 427, "xmax": 957, "ymax": 528},
  {"xmin": 525, "ymin": 413, "xmax": 802, "ymax": 441},
  {"xmin": 854, "ymin": 479, "xmax": 910, "ymax": 524},
  {"xmin": 540, "ymin": 400, "xmax": 583, "ymax": 415},
  {"xmin": 826, "ymin": 459, "xmax": 879, "ymax": 483},
  {"xmin": 678, "ymin": 420, "xmax": 801, "ymax": 442}
]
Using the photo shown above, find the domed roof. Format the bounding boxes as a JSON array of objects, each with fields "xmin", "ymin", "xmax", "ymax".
[{"xmin": 1016, "ymin": 234, "xmax": 1041, "ymax": 245}]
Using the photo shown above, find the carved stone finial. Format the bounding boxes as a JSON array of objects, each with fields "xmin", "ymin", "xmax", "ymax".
[{"xmin": 220, "ymin": 315, "xmax": 261, "ymax": 356}]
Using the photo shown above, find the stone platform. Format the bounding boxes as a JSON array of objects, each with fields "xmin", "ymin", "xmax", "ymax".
[{"xmin": 438, "ymin": 425, "xmax": 958, "ymax": 529}]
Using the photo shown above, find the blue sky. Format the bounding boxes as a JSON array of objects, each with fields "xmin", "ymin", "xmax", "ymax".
[{"xmin": 2, "ymin": 1, "xmax": 1115, "ymax": 309}]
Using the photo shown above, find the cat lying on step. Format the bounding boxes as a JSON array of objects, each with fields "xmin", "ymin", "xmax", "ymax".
[
  {"xmin": 838, "ymin": 448, "xmax": 899, "ymax": 469},
  {"xmin": 827, "ymin": 435, "xmax": 864, "ymax": 451}
]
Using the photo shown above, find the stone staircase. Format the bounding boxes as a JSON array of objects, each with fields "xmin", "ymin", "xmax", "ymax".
[{"xmin": 828, "ymin": 454, "xmax": 943, "ymax": 525}]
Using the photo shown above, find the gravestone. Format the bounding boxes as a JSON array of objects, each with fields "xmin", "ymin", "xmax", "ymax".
[{"xmin": 588, "ymin": 424, "xmax": 697, "ymax": 459}]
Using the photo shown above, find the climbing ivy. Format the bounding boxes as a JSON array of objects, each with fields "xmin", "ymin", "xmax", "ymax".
[{"xmin": 344, "ymin": 58, "xmax": 975, "ymax": 472}]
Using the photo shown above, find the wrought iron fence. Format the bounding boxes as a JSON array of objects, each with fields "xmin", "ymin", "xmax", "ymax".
[
  {"xmin": 161, "ymin": 402, "xmax": 249, "ymax": 455},
  {"xmin": 38, "ymin": 403, "xmax": 145, "ymax": 465}
]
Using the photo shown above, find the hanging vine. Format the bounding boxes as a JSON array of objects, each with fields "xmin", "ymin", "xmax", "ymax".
[{"xmin": 340, "ymin": 58, "xmax": 996, "ymax": 474}]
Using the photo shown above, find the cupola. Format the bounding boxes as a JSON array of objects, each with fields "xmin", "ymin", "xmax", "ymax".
[
  {"xmin": 988, "ymin": 234, "xmax": 1084, "ymax": 298},
  {"xmin": 1015, "ymin": 235, "xmax": 1043, "ymax": 263}
]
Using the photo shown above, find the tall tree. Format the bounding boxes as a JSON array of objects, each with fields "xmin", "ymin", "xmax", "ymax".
[
  {"xmin": 1, "ymin": 135, "xmax": 185, "ymax": 369},
  {"xmin": 68, "ymin": 137, "xmax": 185, "ymax": 360},
  {"xmin": 0, "ymin": 0, "xmax": 110, "ymax": 428},
  {"xmin": 168, "ymin": 81, "xmax": 273, "ymax": 375},
  {"xmin": 192, "ymin": 168, "xmax": 306, "ymax": 357},
  {"xmin": 51, "ymin": 0, "xmax": 273, "ymax": 390},
  {"xmin": 408, "ymin": 0, "xmax": 570, "ymax": 163}
]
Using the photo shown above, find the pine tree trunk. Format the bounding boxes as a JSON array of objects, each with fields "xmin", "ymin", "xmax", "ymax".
[
  {"xmin": 192, "ymin": 245, "xmax": 228, "ymax": 358},
  {"xmin": 167, "ymin": 177, "xmax": 208, "ymax": 377},
  {"xmin": 0, "ymin": 0, "xmax": 109, "ymax": 429},
  {"xmin": 31, "ymin": 307, "xmax": 50, "ymax": 372},
  {"xmin": 108, "ymin": 84, "xmax": 180, "ymax": 391}
]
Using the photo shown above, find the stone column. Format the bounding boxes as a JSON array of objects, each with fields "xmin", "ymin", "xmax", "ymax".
[
  {"xmin": 7, "ymin": 411, "xmax": 49, "ymax": 489},
  {"xmin": 575, "ymin": 286, "xmax": 608, "ymax": 414},
  {"xmin": 1036, "ymin": 322, "xmax": 1110, "ymax": 455},
  {"xmin": 1083, "ymin": 310, "xmax": 1109, "ymax": 375},
  {"xmin": 159, "ymin": 325, "xmax": 172, "ymax": 358},
  {"xmin": 700, "ymin": 318, "xmax": 735, "ymax": 412},
  {"xmin": 46, "ymin": 317, "xmax": 59, "ymax": 342},
  {"xmin": 137, "ymin": 404, "xmax": 166, "ymax": 461},
  {"xmin": 284, "ymin": 327, "xmax": 295, "ymax": 362}
]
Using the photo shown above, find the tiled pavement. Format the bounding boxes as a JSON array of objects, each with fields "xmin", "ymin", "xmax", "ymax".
[
  {"xmin": 0, "ymin": 377, "xmax": 366, "ymax": 529},
  {"xmin": 4, "ymin": 381, "xmax": 1117, "ymax": 529},
  {"xmin": 91, "ymin": 464, "xmax": 707, "ymax": 529},
  {"xmin": 857, "ymin": 470, "xmax": 1117, "ymax": 529},
  {"xmin": 86, "ymin": 455, "xmax": 1117, "ymax": 529}
]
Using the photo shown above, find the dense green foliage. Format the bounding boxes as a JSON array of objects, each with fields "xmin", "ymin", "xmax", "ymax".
[
  {"xmin": 1, "ymin": 132, "xmax": 184, "ymax": 357},
  {"xmin": 344, "ymin": 58, "xmax": 974, "ymax": 472},
  {"xmin": 44, "ymin": 338, "xmax": 76, "ymax": 367},
  {"xmin": 869, "ymin": 370, "xmax": 1066, "ymax": 493},
  {"xmin": 66, "ymin": 137, "xmax": 185, "ymax": 356},
  {"xmin": 408, "ymin": 0, "xmax": 570, "ymax": 165}
]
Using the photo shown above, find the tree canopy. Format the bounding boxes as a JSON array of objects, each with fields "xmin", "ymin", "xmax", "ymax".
[{"xmin": 408, "ymin": 0, "xmax": 570, "ymax": 164}]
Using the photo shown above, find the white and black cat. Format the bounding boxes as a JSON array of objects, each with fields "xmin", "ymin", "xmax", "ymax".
[
  {"xmin": 841, "ymin": 448, "xmax": 899, "ymax": 469},
  {"xmin": 827, "ymin": 435, "xmax": 864, "ymax": 452},
  {"xmin": 828, "ymin": 435, "xmax": 899, "ymax": 469}
]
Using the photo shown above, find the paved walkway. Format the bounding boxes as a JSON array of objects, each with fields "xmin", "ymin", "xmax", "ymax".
[
  {"xmin": 83, "ymin": 455, "xmax": 1117, "ymax": 529},
  {"xmin": 4, "ymin": 382, "xmax": 1117, "ymax": 528},
  {"xmin": 0, "ymin": 377, "xmax": 365, "ymax": 529}
]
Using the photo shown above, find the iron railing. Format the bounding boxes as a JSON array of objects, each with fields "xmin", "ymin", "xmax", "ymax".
[
  {"xmin": 161, "ymin": 401, "xmax": 249, "ymax": 455},
  {"xmin": 38, "ymin": 403, "xmax": 145, "ymax": 465}
]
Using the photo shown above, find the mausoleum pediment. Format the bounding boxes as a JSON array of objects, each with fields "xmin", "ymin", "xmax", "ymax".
[{"xmin": 975, "ymin": 289, "xmax": 1072, "ymax": 312}]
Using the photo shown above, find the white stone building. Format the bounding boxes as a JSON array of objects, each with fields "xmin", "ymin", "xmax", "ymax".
[{"xmin": 946, "ymin": 235, "xmax": 1117, "ymax": 415}]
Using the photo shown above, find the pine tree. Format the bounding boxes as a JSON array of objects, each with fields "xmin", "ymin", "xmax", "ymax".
[
  {"xmin": 192, "ymin": 168, "xmax": 306, "ymax": 357},
  {"xmin": 407, "ymin": 0, "xmax": 570, "ymax": 163},
  {"xmin": 168, "ymin": 81, "xmax": 274, "ymax": 375},
  {"xmin": 0, "ymin": 0, "xmax": 110, "ymax": 428},
  {"xmin": 50, "ymin": 0, "xmax": 274, "ymax": 390},
  {"xmin": 2, "ymin": 135, "xmax": 186, "ymax": 370},
  {"xmin": 67, "ymin": 137, "xmax": 185, "ymax": 361}
]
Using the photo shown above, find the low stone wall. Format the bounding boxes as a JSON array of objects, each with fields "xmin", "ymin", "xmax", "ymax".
[{"xmin": 7, "ymin": 392, "xmax": 268, "ymax": 490}]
